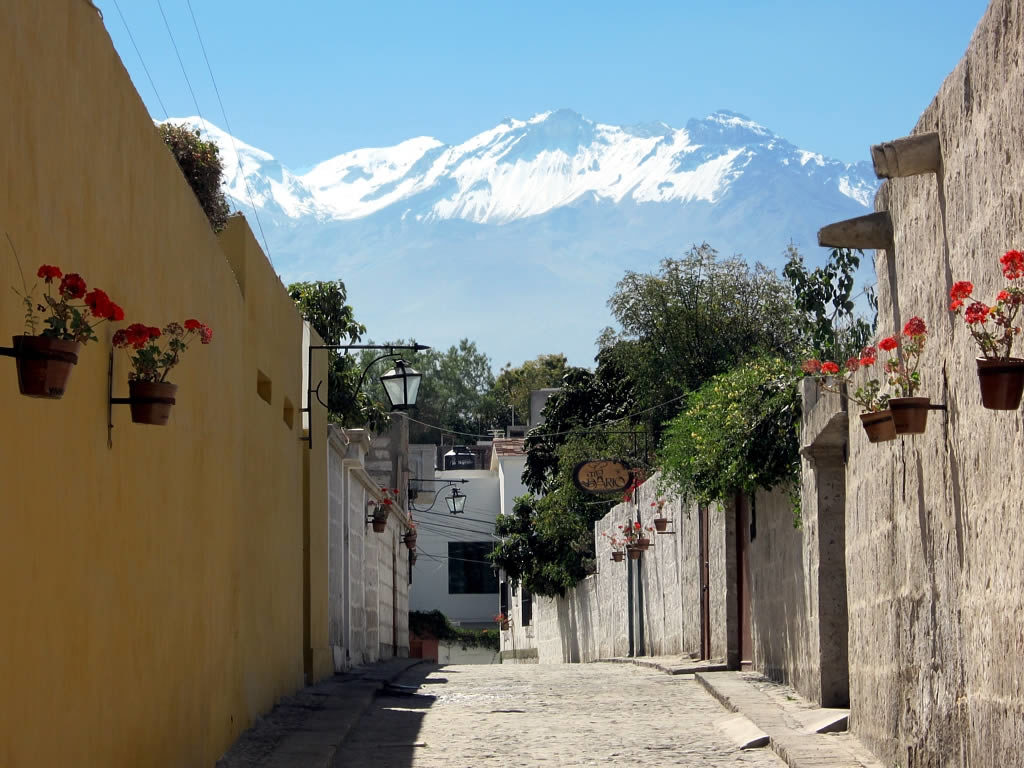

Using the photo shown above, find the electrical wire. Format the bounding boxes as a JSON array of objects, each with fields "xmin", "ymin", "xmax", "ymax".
[
  {"xmin": 413, "ymin": 507, "xmax": 496, "ymax": 527},
  {"xmin": 154, "ymin": 0, "xmax": 207, "ymax": 133},
  {"xmin": 111, "ymin": 0, "xmax": 168, "ymax": 119},
  {"xmin": 414, "ymin": 550, "xmax": 495, "ymax": 566},
  {"xmin": 183, "ymin": 0, "xmax": 274, "ymax": 265}
]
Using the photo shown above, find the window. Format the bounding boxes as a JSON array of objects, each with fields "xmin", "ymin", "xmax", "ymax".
[
  {"xmin": 522, "ymin": 589, "xmax": 533, "ymax": 627},
  {"xmin": 448, "ymin": 542, "xmax": 498, "ymax": 594}
]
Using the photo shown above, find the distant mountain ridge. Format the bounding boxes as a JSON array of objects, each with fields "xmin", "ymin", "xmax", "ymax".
[{"xmin": 164, "ymin": 110, "xmax": 879, "ymax": 366}]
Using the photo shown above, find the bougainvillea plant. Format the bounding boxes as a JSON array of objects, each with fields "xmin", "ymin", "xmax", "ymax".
[
  {"xmin": 801, "ymin": 345, "xmax": 889, "ymax": 412},
  {"xmin": 949, "ymin": 250, "xmax": 1024, "ymax": 361},
  {"xmin": 880, "ymin": 316, "xmax": 928, "ymax": 397},
  {"xmin": 12, "ymin": 264, "xmax": 124, "ymax": 342},
  {"xmin": 112, "ymin": 318, "xmax": 212, "ymax": 383}
]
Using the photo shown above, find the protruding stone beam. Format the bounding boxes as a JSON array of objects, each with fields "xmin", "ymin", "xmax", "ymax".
[
  {"xmin": 870, "ymin": 132, "xmax": 941, "ymax": 179},
  {"xmin": 817, "ymin": 211, "xmax": 893, "ymax": 250}
]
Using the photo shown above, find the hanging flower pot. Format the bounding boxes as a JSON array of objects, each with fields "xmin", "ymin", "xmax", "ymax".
[
  {"xmin": 626, "ymin": 545, "xmax": 642, "ymax": 560},
  {"xmin": 888, "ymin": 397, "xmax": 931, "ymax": 434},
  {"xmin": 403, "ymin": 530, "xmax": 417, "ymax": 550},
  {"xmin": 611, "ymin": 551, "xmax": 624, "ymax": 562},
  {"xmin": 371, "ymin": 512, "xmax": 388, "ymax": 533},
  {"xmin": 13, "ymin": 335, "xmax": 82, "ymax": 398},
  {"xmin": 128, "ymin": 380, "xmax": 178, "ymax": 425},
  {"xmin": 859, "ymin": 410, "xmax": 897, "ymax": 442},
  {"xmin": 976, "ymin": 357, "xmax": 1024, "ymax": 409},
  {"xmin": 633, "ymin": 536, "xmax": 651, "ymax": 551},
  {"xmin": 652, "ymin": 518, "xmax": 669, "ymax": 533}
]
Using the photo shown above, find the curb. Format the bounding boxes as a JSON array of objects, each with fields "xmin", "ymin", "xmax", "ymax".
[{"xmin": 597, "ymin": 657, "xmax": 730, "ymax": 676}]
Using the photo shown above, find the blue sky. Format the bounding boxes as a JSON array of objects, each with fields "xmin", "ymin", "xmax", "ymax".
[{"xmin": 97, "ymin": 0, "xmax": 988, "ymax": 167}]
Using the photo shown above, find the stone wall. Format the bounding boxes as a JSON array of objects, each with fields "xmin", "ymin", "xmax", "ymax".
[{"xmin": 843, "ymin": 0, "xmax": 1024, "ymax": 763}]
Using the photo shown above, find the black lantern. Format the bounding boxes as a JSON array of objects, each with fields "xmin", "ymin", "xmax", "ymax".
[
  {"xmin": 380, "ymin": 360, "xmax": 421, "ymax": 411},
  {"xmin": 446, "ymin": 487, "xmax": 467, "ymax": 515}
]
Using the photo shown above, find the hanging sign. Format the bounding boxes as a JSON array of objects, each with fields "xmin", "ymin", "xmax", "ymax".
[{"xmin": 572, "ymin": 460, "xmax": 633, "ymax": 494}]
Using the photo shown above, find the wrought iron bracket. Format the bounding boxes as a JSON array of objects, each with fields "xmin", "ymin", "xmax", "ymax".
[
  {"xmin": 301, "ymin": 342, "xmax": 430, "ymax": 449},
  {"xmin": 928, "ymin": 403, "xmax": 948, "ymax": 411},
  {"xmin": 106, "ymin": 351, "xmax": 175, "ymax": 447}
]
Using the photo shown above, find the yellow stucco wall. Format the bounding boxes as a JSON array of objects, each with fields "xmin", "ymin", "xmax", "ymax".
[{"xmin": 0, "ymin": 2, "xmax": 329, "ymax": 765}]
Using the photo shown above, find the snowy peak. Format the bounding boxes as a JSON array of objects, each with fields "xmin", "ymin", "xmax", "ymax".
[{"xmin": 159, "ymin": 109, "xmax": 877, "ymax": 226}]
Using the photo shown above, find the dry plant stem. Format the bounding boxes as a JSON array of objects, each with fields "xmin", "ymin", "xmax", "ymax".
[{"xmin": 817, "ymin": 378, "xmax": 872, "ymax": 411}]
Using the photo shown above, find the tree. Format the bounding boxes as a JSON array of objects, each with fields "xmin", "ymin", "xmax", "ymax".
[
  {"xmin": 159, "ymin": 123, "xmax": 230, "ymax": 232},
  {"xmin": 783, "ymin": 244, "xmax": 876, "ymax": 364},
  {"xmin": 288, "ymin": 280, "xmax": 371, "ymax": 427},
  {"xmin": 489, "ymin": 353, "xmax": 569, "ymax": 429}
]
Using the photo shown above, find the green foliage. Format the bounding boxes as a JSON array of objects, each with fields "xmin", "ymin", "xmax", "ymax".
[
  {"xmin": 660, "ymin": 358, "xmax": 800, "ymax": 504},
  {"xmin": 783, "ymin": 244, "xmax": 875, "ymax": 363},
  {"xmin": 409, "ymin": 610, "xmax": 499, "ymax": 651},
  {"xmin": 159, "ymin": 123, "xmax": 230, "ymax": 232},
  {"xmin": 490, "ymin": 354, "xmax": 569, "ymax": 428},
  {"xmin": 287, "ymin": 280, "xmax": 373, "ymax": 427}
]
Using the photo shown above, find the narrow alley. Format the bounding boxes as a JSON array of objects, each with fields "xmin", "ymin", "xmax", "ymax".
[{"xmin": 335, "ymin": 663, "xmax": 785, "ymax": 767}]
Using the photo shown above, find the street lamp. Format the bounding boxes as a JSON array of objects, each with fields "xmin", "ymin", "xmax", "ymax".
[
  {"xmin": 446, "ymin": 487, "xmax": 467, "ymax": 515},
  {"xmin": 379, "ymin": 360, "xmax": 421, "ymax": 411}
]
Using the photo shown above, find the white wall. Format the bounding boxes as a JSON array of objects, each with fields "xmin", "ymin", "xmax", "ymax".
[{"xmin": 409, "ymin": 469, "xmax": 500, "ymax": 626}]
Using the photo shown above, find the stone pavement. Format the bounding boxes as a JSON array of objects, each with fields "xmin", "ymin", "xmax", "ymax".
[
  {"xmin": 216, "ymin": 658, "xmax": 426, "ymax": 767},
  {"xmin": 696, "ymin": 671, "xmax": 884, "ymax": 768},
  {"xmin": 334, "ymin": 662, "xmax": 786, "ymax": 767},
  {"xmin": 598, "ymin": 654, "xmax": 730, "ymax": 676}
]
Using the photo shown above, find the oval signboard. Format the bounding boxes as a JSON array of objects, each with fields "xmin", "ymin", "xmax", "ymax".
[{"xmin": 572, "ymin": 460, "xmax": 633, "ymax": 494}]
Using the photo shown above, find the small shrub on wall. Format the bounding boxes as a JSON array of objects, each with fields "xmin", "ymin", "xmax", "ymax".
[{"xmin": 159, "ymin": 123, "xmax": 230, "ymax": 233}]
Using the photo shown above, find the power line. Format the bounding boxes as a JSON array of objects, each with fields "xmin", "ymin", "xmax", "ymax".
[
  {"xmin": 414, "ymin": 549, "xmax": 495, "ymax": 566},
  {"xmin": 111, "ymin": 0, "xmax": 168, "ymax": 119},
  {"xmin": 183, "ymin": 0, "xmax": 274, "ymax": 265},
  {"xmin": 413, "ymin": 507, "xmax": 496, "ymax": 527},
  {"xmin": 154, "ymin": 0, "xmax": 206, "ymax": 133}
]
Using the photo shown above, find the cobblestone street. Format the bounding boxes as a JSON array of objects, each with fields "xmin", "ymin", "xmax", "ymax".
[{"xmin": 334, "ymin": 663, "xmax": 785, "ymax": 767}]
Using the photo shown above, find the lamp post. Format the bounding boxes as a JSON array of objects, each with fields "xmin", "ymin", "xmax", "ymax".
[
  {"xmin": 302, "ymin": 342, "xmax": 430, "ymax": 448},
  {"xmin": 409, "ymin": 478, "xmax": 470, "ymax": 515}
]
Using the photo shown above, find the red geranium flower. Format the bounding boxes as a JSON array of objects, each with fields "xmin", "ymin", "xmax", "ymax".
[
  {"xmin": 59, "ymin": 273, "xmax": 86, "ymax": 299},
  {"xmin": 902, "ymin": 316, "xmax": 927, "ymax": 337},
  {"xmin": 950, "ymin": 281, "xmax": 974, "ymax": 300},
  {"xmin": 37, "ymin": 265, "xmax": 62, "ymax": 283},
  {"xmin": 998, "ymin": 290, "xmax": 1010, "ymax": 301},
  {"xmin": 965, "ymin": 302, "xmax": 990, "ymax": 324},
  {"xmin": 801, "ymin": 359, "xmax": 822, "ymax": 374},
  {"xmin": 112, "ymin": 329, "xmax": 129, "ymax": 348},
  {"xmin": 860, "ymin": 354, "xmax": 877, "ymax": 366},
  {"xmin": 845, "ymin": 357, "xmax": 861, "ymax": 372},
  {"xmin": 84, "ymin": 288, "xmax": 112, "ymax": 318},
  {"xmin": 633, "ymin": 522, "xmax": 641, "ymax": 530},
  {"xmin": 184, "ymin": 319, "xmax": 202, "ymax": 331},
  {"xmin": 821, "ymin": 361, "xmax": 840, "ymax": 375},
  {"xmin": 879, "ymin": 337, "xmax": 899, "ymax": 352},
  {"xmin": 1001, "ymin": 250, "xmax": 1024, "ymax": 280},
  {"xmin": 950, "ymin": 299, "xmax": 964, "ymax": 311},
  {"xmin": 147, "ymin": 326, "xmax": 162, "ymax": 340},
  {"xmin": 109, "ymin": 303, "xmax": 125, "ymax": 322}
]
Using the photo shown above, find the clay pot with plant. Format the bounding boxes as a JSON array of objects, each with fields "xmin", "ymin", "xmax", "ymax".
[
  {"xmin": 8, "ymin": 256, "xmax": 123, "ymax": 399},
  {"xmin": 802, "ymin": 347, "xmax": 896, "ymax": 443},
  {"xmin": 602, "ymin": 531, "xmax": 626, "ymax": 562},
  {"xmin": 880, "ymin": 316, "xmax": 931, "ymax": 434},
  {"xmin": 112, "ymin": 319, "xmax": 212, "ymax": 425},
  {"xmin": 950, "ymin": 250, "xmax": 1024, "ymax": 410},
  {"xmin": 649, "ymin": 497, "xmax": 672, "ymax": 532},
  {"xmin": 368, "ymin": 488, "xmax": 401, "ymax": 532}
]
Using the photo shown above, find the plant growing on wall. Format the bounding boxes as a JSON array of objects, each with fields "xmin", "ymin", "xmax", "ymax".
[
  {"xmin": 159, "ymin": 123, "xmax": 230, "ymax": 233},
  {"xmin": 949, "ymin": 251, "xmax": 1024, "ymax": 409}
]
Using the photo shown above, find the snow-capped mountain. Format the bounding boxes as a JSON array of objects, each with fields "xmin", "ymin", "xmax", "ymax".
[{"xmin": 164, "ymin": 110, "xmax": 879, "ymax": 365}]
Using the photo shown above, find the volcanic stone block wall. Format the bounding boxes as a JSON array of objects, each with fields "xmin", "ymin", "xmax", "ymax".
[{"xmin": 844, "ymin": 0, "xmax": 1024, "ymax": 763}]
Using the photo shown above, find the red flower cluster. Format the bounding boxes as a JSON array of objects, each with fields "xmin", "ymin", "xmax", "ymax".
[
  {"xmin": 860, "ymin": 346, "xmax": 877, "ymax": 366},
  {"xmin": 185, "ymin": 318, "xmax": 213, "ymax": 344},
  {"xmin": 801, "ymin": 359, "xmax": 822, "ymax": 374},
  {"xmin": 59, "ymin": 273, "xmax": 86, "ymax": 300},
  {"xmin": 1001, "ymin": 250, "xmax": 1024, "ymax": 280},
  {"xmin": 950, "ymin": 281, "xmax": 973, "ymax": 300},
  {"xmin": 84, "ymin": 288, "xmax": 124, "ymax": 321},
  {"xmin": 820, "ymin": 361, "xmax": 840, "ymax": 375},
  {"xmin": 37, "ymin": 265, "xmax": 62, "ymax": 283},
  {"xmin": 965, "ymin": 302, "xmax": 990, "ymax": 324},
  {"xmin": 845, "ymin": 357, "xmax": 861, "ymax": 371},
  {"xmin": 902, "ymin": 316, "xmax": 927, "ymax": 337},
  {"xmin": 113, "ymin": 323, "xmax": 162, "ymax": 350},
  {"xmin": 879, "ymin": 336, "xmax": 898, "ymax": 352}
]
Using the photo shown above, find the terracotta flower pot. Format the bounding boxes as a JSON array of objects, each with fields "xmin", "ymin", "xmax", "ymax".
[
  {"xmin": 626, "ymin": 545, "xmax": 642, "ymax": 560},
  {"xmin": 977, "ymin": 357, "xmax": 1024, "ymax": 410},
  {"xmin": 653, "ymin": 518, "xmax": 669, "ymax": 533},
  {"xmin": 404, "ymin": 533, "xmax": 417, "ymax": 550},
  {"xmin": 859, "ymin": 410, "xmax": 897, "ymax": 443},
  {"xmin": 889, "ymin": 397, "xmax": 930, "ymax": 434},
  {"xmin": 13, "ymin": 335, "xmax": 81, "ymax": 399},
  {"xmin": 371, "ymin": 517, "xmax": 387, "ymax": 533},
  {"xmin": 128, "ymin": 380, "xmax": 178, "ymax": 425},
  {"xmin": 611, "ymin": 551, "xmax": 624, "ymax": 562},
  {"xmin": 633, "ymin": 537, "xmax": 651, "ymax": 551}
]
